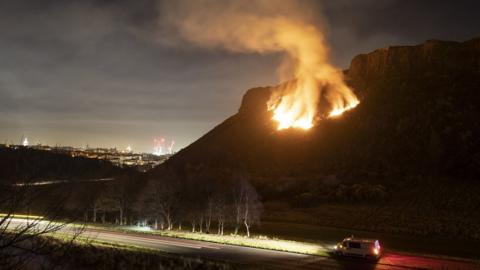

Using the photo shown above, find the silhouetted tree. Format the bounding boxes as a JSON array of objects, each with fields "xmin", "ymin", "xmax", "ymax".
[{"xmin": 0, "ymin": 182, "xmax": 83, "ymax": 269}]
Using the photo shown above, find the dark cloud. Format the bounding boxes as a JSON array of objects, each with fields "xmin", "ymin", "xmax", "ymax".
[{"xmin": 1, "ymin": 0, "xmax": 479, "ymax": 152}]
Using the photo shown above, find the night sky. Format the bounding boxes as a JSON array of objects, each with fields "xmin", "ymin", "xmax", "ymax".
[{"xmin": 1, "ymin": 0, "xmax": 479, "ymax": 153}]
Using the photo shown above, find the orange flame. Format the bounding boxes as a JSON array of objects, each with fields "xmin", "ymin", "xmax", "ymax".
[
  {"xmin": 267, "ymin": 23, "xmax": 360, "ymax": 130},
  {"xmin": 271, "ymin": 82, "xmax": 359, "ymax": 130}
]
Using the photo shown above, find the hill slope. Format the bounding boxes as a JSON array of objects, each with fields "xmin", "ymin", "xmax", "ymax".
[
  {"xmin": 0, "ymin": 147, "xmax": 130, "ymax": 183},
  {"xmin": 155, "ymin": 38, "xmax": 480, "ymax": 239},
  {"xmin": 164, "ymin": 38, "xmax": 480, "ymax": 181}
]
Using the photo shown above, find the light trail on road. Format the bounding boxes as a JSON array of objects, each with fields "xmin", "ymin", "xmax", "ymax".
[{"xmin": 13, "ymin": 178, "xmax": 115, "ymax": 186}]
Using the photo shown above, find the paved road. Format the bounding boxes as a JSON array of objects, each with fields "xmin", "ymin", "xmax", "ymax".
[
  {"xmin": 8, "ymin": 219, "xmax": 480, "ymax": 270},
  {"xmin": 82, "ymin": 228, "xmax": 479, "ymax": 270}
]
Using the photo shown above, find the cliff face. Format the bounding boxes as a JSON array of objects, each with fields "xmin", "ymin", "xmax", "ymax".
[
  {"xmin": 238, "ymin": 86, "xmax": 271, "ymax": 115},
  {"xmin": 348, "ymin": 39, "xmax": 480, "ymax": 80},
  {"xmin": 235, "ymin": 38, "xmax": 480, "ymax": 116}
]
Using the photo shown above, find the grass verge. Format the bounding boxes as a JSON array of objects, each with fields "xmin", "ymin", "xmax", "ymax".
[{"xmin": 85, "ymin": 223, "xmax": 328, "ymax": 256}]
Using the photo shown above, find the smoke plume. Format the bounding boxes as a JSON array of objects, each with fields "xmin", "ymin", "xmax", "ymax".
[{"xmin": 160, "ymin": 0, "xmax": 359, "ymax": 130}]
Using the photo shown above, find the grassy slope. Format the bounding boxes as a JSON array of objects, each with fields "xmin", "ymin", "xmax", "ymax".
[{"xmin": 85, "ymin": 223, "xmax": 327, "ymax": 256}]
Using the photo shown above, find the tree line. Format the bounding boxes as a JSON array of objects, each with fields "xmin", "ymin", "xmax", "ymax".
[{"xmin": 83, "ymin": 170, "xmax": 263, "ymax": 237}]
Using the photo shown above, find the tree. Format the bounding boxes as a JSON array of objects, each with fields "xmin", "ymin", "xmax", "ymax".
[
  {"xmin": 214, "ymin": 193, "xmax": 227, "ymax": 235},
  {"xmin": 102, "ymin": 175, "xmax": 142, "ymax": 226},
  {"xmin": 105, "ymin": 180, "xmax": 127, "ymax": 225},
  {"xmin": 141, "ymin": 176, "xmax": 180, "ymax": 230},
  {"xmin": 183, "ymin": 188, "xmax": 204, "ymax": 233},
  {"xmin": 241, "ymin": 180, "xmax": 262, "ymax": 237},
  {"xmin": 229, "ymin": 173, "xmax": 262, "ymax": 237},
  {"xmin": 203, "ymin": 195, "xmax": 213, "ymax": 233},
  {"xmin": 232, "ymin": 180, "xmax": 245, "ymax": 235},
  {"xmin": 0, "ymin": 181, "xmax": 83, "ymax": 269}
]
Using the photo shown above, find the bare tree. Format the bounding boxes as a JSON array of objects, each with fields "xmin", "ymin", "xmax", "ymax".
[
  {"xmin": 229, "ymin": 175, "xmax": 262, "ymax": 237},
  {"xmin": 95, "ymin": 193, "xmax": 117, "ymax": 224},
  {"xmin": 0, "ymin": 182, "xmax": 84, "ymax": 270},
  {"xmin": 241, "ymin": 180, "xmax": 262, "ymax": 237},
  {"xmin": 214, "ymin": 193, "xmax": 227, "ymax": 235},
  {"xmin": 205, "ymin": 196, "xmax": 214, "ymax": 233},
  {"xmin": 141, "ymin": 177, "xmax": 180, "ymax": 230},
  {"xmin": 103, "ymin": 185, "xmax": 126, "ymax": 225},
  {"xmin": 182, "ymin": 175, "xmax": 209, "ymax": 233},
  {"xmin": 102, "ymin": 176, "xmax": 141, "ymax": 226},
  {"xmin": 232, "ymin": 183, "xmax": 245, "ymax": 235},
  {"xmin": 135, "ymin": 168, "xmax": 263, "ymax": 238},
  {"xmin": 184, "ymin": 199, "xmax": 203, "ymax": 233}
]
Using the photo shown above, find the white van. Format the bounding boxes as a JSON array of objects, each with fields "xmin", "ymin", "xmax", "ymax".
[{"xmin": 334, "ymin": 237, "xmax": 382, "ymax": 259}]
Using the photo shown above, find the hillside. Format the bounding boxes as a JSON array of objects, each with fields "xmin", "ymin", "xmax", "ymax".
[
  {"xmin": 162, "ymin": 38, "xmax": 480, "ymax": 181},
  {"xmin": 0, "ymin": 147, "xmax": 131, "ymax": 183},
  {"xmin": 0, "ymin": 146, "xmax": 146, "ymax": 221},
  {"xmin": 154, "ymin": 38, "xmax": 480, "ymax": 239}
]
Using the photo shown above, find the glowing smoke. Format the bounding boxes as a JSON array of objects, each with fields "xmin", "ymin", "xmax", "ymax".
[{"xmin": 159, "ymin": 0, "xmax": 359, "ymax": 130}]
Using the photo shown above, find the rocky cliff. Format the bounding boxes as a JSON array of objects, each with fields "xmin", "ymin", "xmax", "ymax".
[{"xmin": 349, "ymin": 39, "xmax": 480, "ymax": 79}]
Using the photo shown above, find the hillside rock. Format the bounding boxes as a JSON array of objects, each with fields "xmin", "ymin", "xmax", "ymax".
[
  {"xmin": 238, "ymin": 86, "xmax": 271, "ymax": 115},
  {"xmin": 348, "ymin": 38, "xmax": 480, "ymax": 80}
]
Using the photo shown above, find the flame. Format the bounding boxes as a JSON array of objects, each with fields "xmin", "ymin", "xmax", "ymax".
[
  {"xmin": 329, "ymin": 100, "xmax": 360, "ymax": 118},
  {"xmin": 271, "ymin": 78, "xmax": 317, "ymax": 130},
  {"xmin": 270, "ymin": 76, "xmax": 360, "ymax": 130},
  {"xmin": 266, "ymin": 22, "xmax": 360, "ymax": 130}
]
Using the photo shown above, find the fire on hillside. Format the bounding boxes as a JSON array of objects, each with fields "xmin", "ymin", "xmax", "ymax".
[{"xmin": 165, "ymin": 0, "xmax": 359, "ymax": 131}]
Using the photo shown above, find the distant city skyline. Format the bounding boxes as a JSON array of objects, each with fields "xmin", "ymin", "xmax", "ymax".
[
  {"xmin": 1, "ymin": 0, "xmax": 480, "ymax": 152},
  {"xmin": 3, "ymin": 135, "xmax": 175, "ymax": 155}
]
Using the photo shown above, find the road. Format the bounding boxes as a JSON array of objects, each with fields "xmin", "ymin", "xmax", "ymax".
[
  {"xmin": 8, "ymin": 219, "xmax": 480, "ymax": 270},
  {"xmin": 82, "ymin": 228, "xmax": 480, "ymax": 270}
]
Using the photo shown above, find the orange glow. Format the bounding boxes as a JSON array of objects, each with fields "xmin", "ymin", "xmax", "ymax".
[
  {"xmin": 328, "ymin": 98, "xmax": 360, "ymax": 118},
  {"xmin": 266, "ymin": 22, "xmax": 359, "ymax": 130},
  {"xmin": 271, "ymin": 78, "xmax": 317, "ymax": 130}
]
